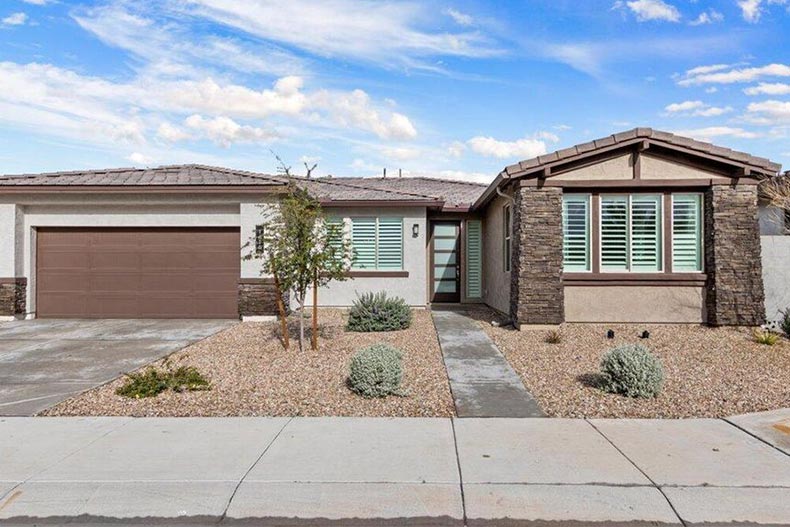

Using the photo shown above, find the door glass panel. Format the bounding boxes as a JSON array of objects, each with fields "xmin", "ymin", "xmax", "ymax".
[
  {"xmin": 434, "ymin": 279, "xmax": 457, "ymax": 293},
  {"xmin": 433, "ymin": 238, "xmax": 457, "ymax": 251},
  {"xmin": 433, "ymin": 265, "xmax": 456, "ymax": 280},
  {"xmin": 433, "ymin": 251, "xmax": 457, "ymax": 266},
  {"xmin": 433, "ymin": 224, "xmax": 457, "ymax": 237}
]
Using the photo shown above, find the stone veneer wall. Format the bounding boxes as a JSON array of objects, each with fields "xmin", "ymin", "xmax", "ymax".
[
  {"xmin": 238, "ymin": 278, "xmax": 282, "ymax": 317},
  {"xmin": 704, "ymin": 185, "xmax": 766, "ymax": 326},
  {"xmin": 0, "ymin": 278, "xmax": 26, "ymax": 317},
  {"xmin": 509, "ymin": 185, "xmax": 565, "ymax": 326}
]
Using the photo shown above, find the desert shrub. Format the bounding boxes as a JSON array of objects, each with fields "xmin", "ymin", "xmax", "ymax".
[
  {"xmin": 753, "ymin": 328, "xmax": 779, "ymax": 346},
  {"xmin": 544, "ymin": 329, "xmax": 562, "ymax": 344},
  {"xmin": 600, "ymin": 344, "xmax": 664, "ymax": 399},
  {"xmin": 116, "ymin": 366, "xmax": 210, "ymax": 399},
  {"xmin": 780, "ymin": 308, "xmax": 790, "ymax": 338},
  {"xmin": 348, "ymin": 343, "xmax": 404, "ymax": 398},
  {"xmin": 347, "ymin": 291, "xmax": 412, "ymax": 332}
]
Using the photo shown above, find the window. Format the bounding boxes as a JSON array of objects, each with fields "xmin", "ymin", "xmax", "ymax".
[
  {"xmin": 350, "ymin": 217, "xmax": 403, "ymax": 270},
  {"xmin": 326, "ymin": 217, "xmax": 345, "ymax": 260},
  {"xmin": 503, "ymin": 204, "xmax": 512, "ymax": 272},
  {"xmin": 672, "ymin": 194, "xmax": 703, "ymax": 272},
  {"xmin": 598, "ymin": 194, "xmax": 662, "ymax": 272},
  {"xmin": 562, "ymin": 195, "xmax": 590, "ymax": 271},
  {"xmin": 466, "ymin": 220, "xmax": 482, "ymax": 298},
  {"xmin": 254, "ymin": 225, "xmax": 265, "ymax": 256}
]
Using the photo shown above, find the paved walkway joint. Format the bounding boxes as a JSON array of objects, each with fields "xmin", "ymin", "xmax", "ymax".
[{"xmin": 432, "ymin": 310, "xmax": 544, "ymax": 418}]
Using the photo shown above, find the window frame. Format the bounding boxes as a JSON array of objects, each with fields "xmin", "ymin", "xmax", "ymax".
[
  {"xmin": 254, "ymin": 224, "xmax": 265, "ymax": 256},
  {"xmin": 503, "ymin": 203, "xmax": 512, "ymax": 272},
  {"xmin": 562, "ymin": 193, "xmax": 592, "ymax": 272},
  {"xmin": 349, "ymin": 216, "xmax": 405, "ymax": 271},
  {"xmin": 597, "ymin": 193, "xmax": 664, "ymax": 274}
]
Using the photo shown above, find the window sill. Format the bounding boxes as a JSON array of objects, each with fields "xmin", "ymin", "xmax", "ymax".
[
  {"xmin": 347, "ymin": 270, "xmax": 409, "ymax": 278},
  {"xmin": 563, "ymin": 272, "xmax": 706, "ymax": 286}
]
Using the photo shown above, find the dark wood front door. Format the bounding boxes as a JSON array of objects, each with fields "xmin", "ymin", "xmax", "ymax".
[
  {"xmin": 36, "ymin": 227, "xmax": 240, "ymax": 319},
  {"xmin": 430, "ymin": 221, "xmax": 461, "ymax": 303}
]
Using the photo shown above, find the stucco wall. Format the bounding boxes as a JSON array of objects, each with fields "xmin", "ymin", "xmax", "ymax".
[
  {"xmin": 552, "ymin": 153, "xmax": 633, "ymax": 181},
  {"xmin": 482, "ymin": 194, "xmax": 511, "ymax": 314},
  {"xmin": 565, "ymin": 285, "xmax": 705, "ymax": 323},
  {"xmin": 302, "ymin": 206, "xmax": 428, "ymax": 307},
  {"xmin": 641, "ymin": 154, "xmax": 728, "ymax": 181},
  {"xmin": 762, "ymin": 235, "xmax": 790, "ymax": 322}
]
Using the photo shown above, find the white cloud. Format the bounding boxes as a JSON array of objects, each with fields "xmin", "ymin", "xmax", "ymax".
[
  {"xmin": 684, "ymin": 64, "xmax": 733, "ymax": 76},
  {"xmin": 127, "ymin": 152, "xmax": 154, "ymax": 165},
  {"xmin": 378, "ymin": 146, "xmax": 423, "ymax": 161},
  {"xmin": 664, "ymin": 100, "xmax": 732, "ymax": 116},
  {"xmin": 0, "ymin": 62, "xmax": 419, "ymax": 146},
  {"xmin": 467, "ymin": 135, "xmax": 550, "ymax": 160},
  {"xmin": 447, "ymin": 141, "xmax": 465, "ymax": 158},
  {"xmin": 156, "ymin": 122, "xmax": 191, "ymax": 142},
  {"xmin": 673, "ymin": 126, "xmax": 760, "ymax": 141},
  {"xmin": 705, "ymin": 87, "xmax": 718, "ymax": 93},
  {"xmin": 444, "ymin": 8, "xmax": 474, "ymax": 26},
  {"xmin": 738, "ymin": 0, "xmax": 788, "ymax": 23},
  {"xmin": 178, "ymin": 0, "xmax": 499, "ymax": 70},
  {"xmin": 23, "ymin": 0, "xmax": 53, "ymax": 4},
  {"xmin": 402, "ymin": 169, "xmax": 493, "ymax": 184},
  {"xmin": 678, "ymin": 63, "xmax": 790, "ymax": 85},
  {"xmin": 184, "ymin": 114, "xmax": 277, "ymax": 147},
  {"xmin": 746, "ymin": 100, "xmax": 790, "ymax": 125},
  {"xmin": 617, "ymin": 0, "xmax": 681, "ymax": 22},
  {"xmin": 689, "ymin": 9, "xmax": 724, "ymax": 25},
  {"xmin": 2, "ymin": 12, "xmax": 28, "ymax": 26},
  {"xmin": 744, "ymin": 82, "xmax": 790, "ymax": 95}
]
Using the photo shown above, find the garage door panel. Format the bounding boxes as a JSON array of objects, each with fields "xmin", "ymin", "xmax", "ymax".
[{"xmin": 37, "ymin": 227, "xmax": 240, "ymax": 319}]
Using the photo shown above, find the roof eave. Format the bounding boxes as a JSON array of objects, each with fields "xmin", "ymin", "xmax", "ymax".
[{"xmin": 0, "ymin": 185, "xmax": 288, "ymax": 194}]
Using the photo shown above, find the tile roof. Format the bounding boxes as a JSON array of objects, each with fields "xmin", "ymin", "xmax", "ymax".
[
  {"xmin": 504, "ymin": 127, "xmax": 782, "ymax": 177},
  {"xmin": 317, "ymin": 177, "xmax": 487, "ymax": 209},
  {"xmin": 291, "ymin": 177, "xmax": 445, "ymax": 204},
  {"xmin": 0, "ymin": 164, "xmax": 285, "ymax": 186}
]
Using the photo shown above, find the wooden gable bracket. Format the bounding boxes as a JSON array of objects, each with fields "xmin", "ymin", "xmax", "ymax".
[{"xmin": 633, "ymin": 141, "xmax": 649, "ymax": 180}]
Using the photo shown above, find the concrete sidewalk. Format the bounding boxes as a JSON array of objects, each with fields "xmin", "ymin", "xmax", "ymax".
[{"xmin": 1, "ymin": 410, "xmax": 789, "ymax": 526}]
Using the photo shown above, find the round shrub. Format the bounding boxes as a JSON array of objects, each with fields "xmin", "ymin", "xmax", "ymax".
[
  {"xmin": 347, "ymin": 291, "xmax": 412, "ymax": 332},
  {"xmin": 348, "ymin": 343, "xmax": 404, "ymax": 398},
  {"xmin": 600, "ymin": 344, "xmax": 664, "ymax": 398}
]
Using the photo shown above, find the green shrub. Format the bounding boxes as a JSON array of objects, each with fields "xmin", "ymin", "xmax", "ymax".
[
  {"xmin": 600, "ymin": 344, "xmax": 664, "ymax": 399},
  {"xmin": 116, "ymin": 366, "xmax": 210, "ymax": 399},
  {"xmin": 347, "ymin": 291, "xmax": 412, "ymax": 332},
  {"xmin": 780, "ymin": 308, "xmax": 790, "ymax": 338},
  {"xmin": 753, "ymin": 328, "xmax": 779, "ymax": 346},
  {"xmin": 348, "ymin": 343, "xmax": 404, "ymax": 398}
]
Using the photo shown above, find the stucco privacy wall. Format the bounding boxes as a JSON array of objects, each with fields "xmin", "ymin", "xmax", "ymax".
[
  {"xmin": 3, "ymin": 193, "xmax": 278, "ymax": 317},
  {"xmin": 762, "ymin": 236, "xmax": 790, "ymax": 322},
  {"xmin": 565, "ymin": 286, "xmax": 705, "ymax": 323},
  {"xmin": 302, "ymin": 206, "xmax": 428, "ymax": 307},
  {"xmin": 482, "ymin": 194, "xmax": 510, "ymax": 314}
]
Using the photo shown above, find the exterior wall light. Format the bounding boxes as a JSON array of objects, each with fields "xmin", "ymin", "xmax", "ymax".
[{"xmin": 412, "ymin": 224, "xmax": 419, "ymax": 238}]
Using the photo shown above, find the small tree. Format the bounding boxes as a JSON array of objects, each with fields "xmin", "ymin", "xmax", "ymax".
[
  {"xmin": 252, "ymin": 184, "xmax": 351, "ymax": 351},
  {"xmin": 762, "ymin": 175, "xmax": 790, "ymax": 233}
]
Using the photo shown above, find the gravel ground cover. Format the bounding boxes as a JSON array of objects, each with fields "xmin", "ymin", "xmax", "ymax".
[
  {"xmin": 470, "ymin": 308, "xmax": 790, "ymax": 418},
  {"xmin": 43, "ymin": 309, "xmax": 454, "ymax": 417}
]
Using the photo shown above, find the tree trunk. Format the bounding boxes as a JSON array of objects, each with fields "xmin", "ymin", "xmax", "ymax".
[
  {"xmin": 297, "ymin": 297, "xmax": 305, "ymax": 352},
  {"xmin": 272, "ymin": 269, "xmax": 289, "ymax": 350},
  {"xmin": 311, "ymin": 270, "xmax": 318, "ymax": 350}
]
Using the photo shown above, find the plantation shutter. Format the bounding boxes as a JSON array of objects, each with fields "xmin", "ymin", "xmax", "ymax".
[
  {"xmin": 377, "ymin": 217, "xmax": 403, "ymax": 270},
  {"xmin": 562, "ymin": 195, "xmax": 590, "ymax": 271},
  {"xmin": 672, "ymin": 194, "xmax": 703, "ymax": 272},
  {"xmin": 351, "ymin": 217, "xmax": 377, "ymax": 269},
  {"xmin": 630, "ymin": 195, "xmax": 662, "ymax": 271},
  {"xmin": 600, "ymin": 196, "xmax": 629, "ymax": 270},
  {"xmin": 326, "ymin": 217, "xmax": 345, "ymax": 261},
  {"xmin": 466, "ymin": 220, "xmax": 482, "ymax": 298}
]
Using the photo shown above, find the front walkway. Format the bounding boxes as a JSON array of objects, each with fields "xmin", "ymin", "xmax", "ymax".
[
  {"xmin": 1, "ymin": 411, "xmax": 789, "ymax": 526},
  {"xmin": 432, "ymin": 310, "xmax": 544, "ymax": 417}
]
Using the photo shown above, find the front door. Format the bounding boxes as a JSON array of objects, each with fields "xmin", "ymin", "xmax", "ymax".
[{"xmin": 430, "ymin": 221, "xmax": 461, "ymax": 303}]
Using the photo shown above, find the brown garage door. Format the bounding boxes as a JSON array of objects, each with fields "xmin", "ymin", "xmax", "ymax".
[{"xmin": 36, "ymin": 227, "xmax": 240, "ymax": 318}]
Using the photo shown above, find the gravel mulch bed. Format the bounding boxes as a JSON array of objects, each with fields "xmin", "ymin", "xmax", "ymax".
[
  {"xmin": 43, "ymin": 309, "xmax": 454, "ymax": 417},
  {"xmin": 470, "ymin": 308, "xmax": 790, "ymax": 418}
]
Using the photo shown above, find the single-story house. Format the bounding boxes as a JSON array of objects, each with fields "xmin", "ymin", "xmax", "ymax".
[{"xmin": 0, "ymin": 128, "xmax": 784, "ymax": 327}]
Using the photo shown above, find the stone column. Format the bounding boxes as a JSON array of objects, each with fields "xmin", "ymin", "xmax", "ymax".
[
  {"xmin": 509, "ymin": 185, "xmax": 565, "ymax": 327},
  {"xmin": 704, "ymin": 185, "xmax": 766, "ymax": 326},
  {"xmin": 0, "ymin": 278, "xmax": 26, "ymax": 318}
]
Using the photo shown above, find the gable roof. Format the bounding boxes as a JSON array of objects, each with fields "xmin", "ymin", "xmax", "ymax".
[
  {"xmin": 475, "ymin": 128, "xmax": 783, "ymax": 209},
  {"xmin": 291, "ymin": 177, "xmax": 445, "ymax": 207}
]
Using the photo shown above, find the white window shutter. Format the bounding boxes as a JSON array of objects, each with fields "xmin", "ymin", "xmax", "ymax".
[{"xmin": 562, "ymin": 195, "xmax": 590, "ymax": 272}]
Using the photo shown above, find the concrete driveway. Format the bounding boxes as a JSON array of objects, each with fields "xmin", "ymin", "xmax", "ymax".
[{"xmin": 0, "ymin": 319, "xmax": 236, "ymax": 416}]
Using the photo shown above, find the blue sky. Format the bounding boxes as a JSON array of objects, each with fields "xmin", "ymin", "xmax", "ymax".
[{"xmin": 1, "ymin": 0, "xmax": 789, "ymax": 182}]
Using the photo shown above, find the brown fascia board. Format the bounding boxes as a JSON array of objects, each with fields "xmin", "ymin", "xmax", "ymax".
[
  {"xmin": 472, "ymin": 171, "xmax": 510, "ymax": 211},
  {"xmin": 320, "ymin": 199, "xmax": 445, "ymax": 209},
  {"xmin": 0, "ymin": 185, "xmax": 288, "ymax": 194}
]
